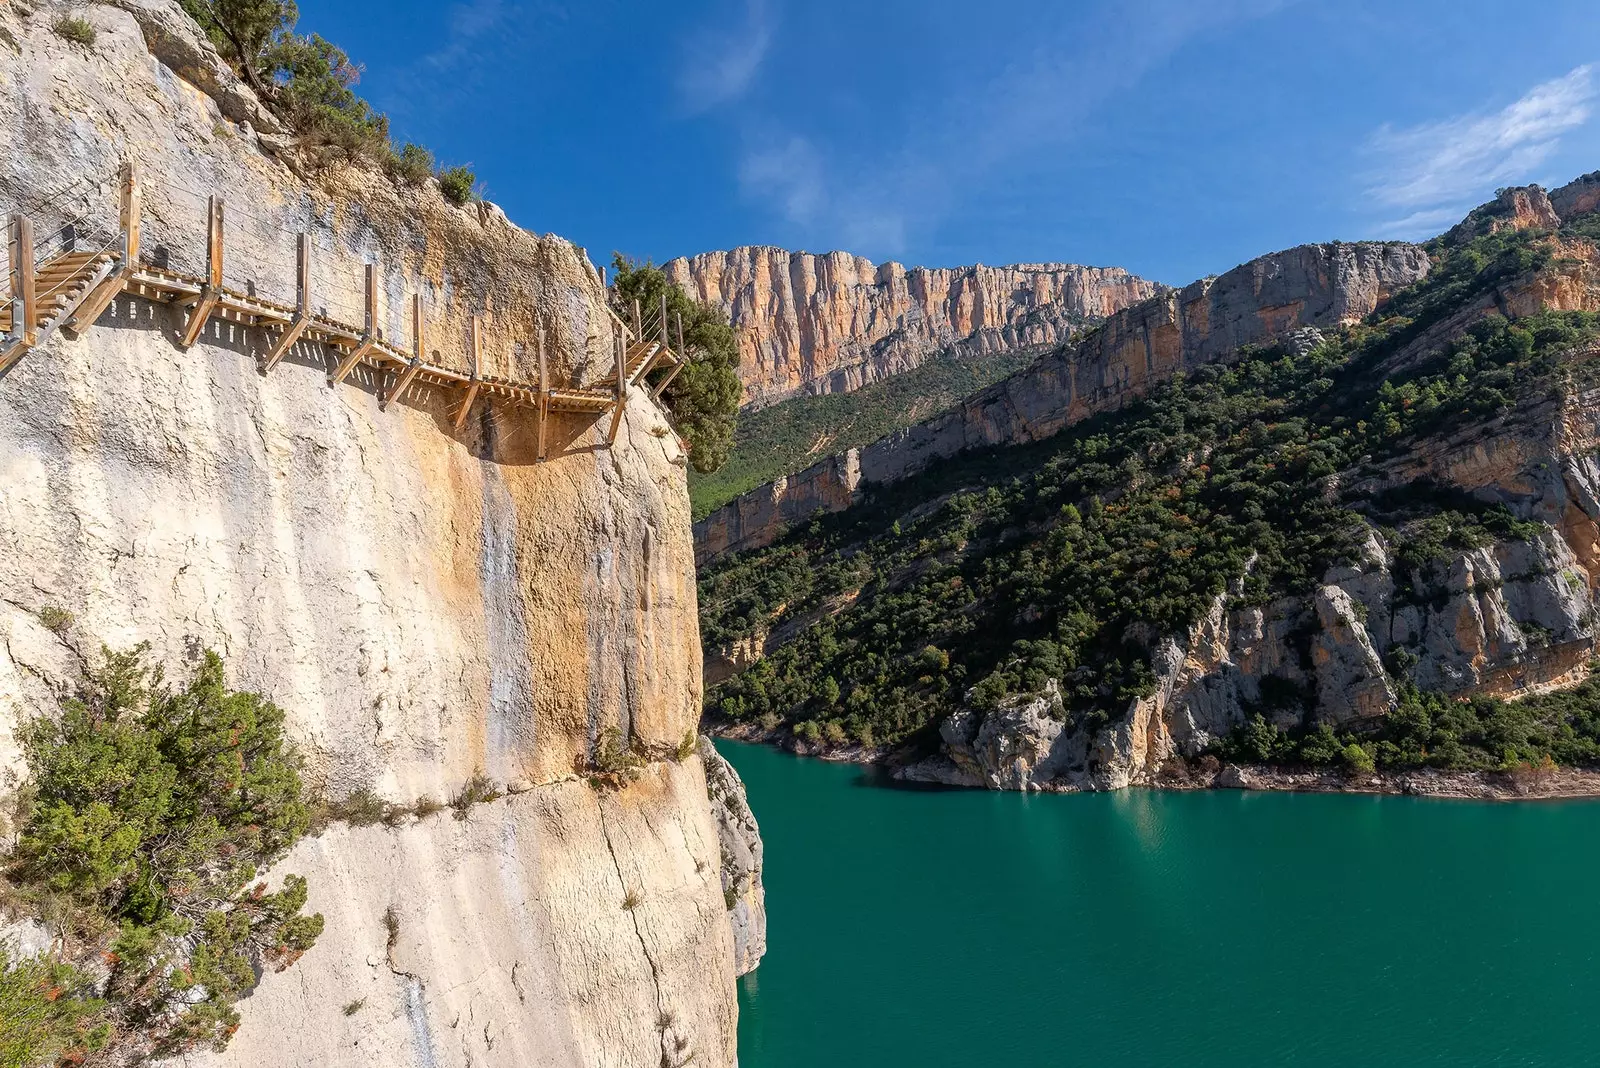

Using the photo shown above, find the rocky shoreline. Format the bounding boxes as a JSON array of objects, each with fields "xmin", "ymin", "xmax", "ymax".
[{"xmin": 708, "ymin": 722, "xmax": 1600, "ymax": 801}]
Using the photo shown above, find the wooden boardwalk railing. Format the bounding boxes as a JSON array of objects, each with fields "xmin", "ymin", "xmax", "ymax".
[{"xmin": 0, "ymin": 163, "xmax": 686, "ymax": 460}]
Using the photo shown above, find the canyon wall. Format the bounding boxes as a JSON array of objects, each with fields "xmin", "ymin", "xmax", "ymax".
[
  {"xmin": 0, "ymin": 4, "xmax": 753, "ymax": 1065},
  {"xmin": 696, "ymin": 240, "xmax": 1432, "ymax": 564},
  {"xmin": 666, "ymin": 246, "xmax": 1160, "ymax": 407},
  {"xmin": 901, "ymin": 184, "xmax": 1600, "ymax": 794}
]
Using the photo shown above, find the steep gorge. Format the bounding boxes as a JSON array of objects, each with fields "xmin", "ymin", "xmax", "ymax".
[
  {"xmin": 698, "ymin": 178, "xmax": 1600, "ymax": 797},
  {"xmin": 0, "ymin": 3, "xmax": 758, "ymax": 1065}
]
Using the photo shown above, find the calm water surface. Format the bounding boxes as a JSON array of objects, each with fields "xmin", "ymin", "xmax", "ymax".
[{"xmin": 720, "ymin": 740, "xmax": 1600, "ymax": 1068}]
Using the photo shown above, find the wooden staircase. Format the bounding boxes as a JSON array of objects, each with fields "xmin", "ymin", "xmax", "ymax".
[{"xmin": 1, "ymin": 246, "xmax": 121, "ymax": 374}]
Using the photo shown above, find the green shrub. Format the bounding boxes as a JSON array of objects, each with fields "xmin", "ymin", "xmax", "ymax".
[
  {"xmin": 436, "ymin": 165, "xmax": 477, "ymax": 206},
  {"xmin": 342, "ymin": 997, "xmax": 365, "ymax": 1016},
  {"xmin": 34, "ymin": 605, "xmax": 73, "ymax": 635},
  {"xmin": 389, "ymin": 141, "xmax": 434, "ymax": 185},
  {"xmin": 53, "ymin": 15, "xmax": 97, "ymax": 46},
  {"xmin": 0, "ymin": 948, "xmax": 110, "ymax": 1066},
  {"xmin": 7, "ymin": 645, "xmax": 323, "ymax": 1058},
  {"xmin": 449, "ymin": 771, "xmax": 500, "ymax": 818}
]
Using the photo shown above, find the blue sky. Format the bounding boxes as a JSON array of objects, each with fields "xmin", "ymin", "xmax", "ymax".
[{"xmin": 297, "ymin": 0, "xmax": 1600, "ymax": 287}]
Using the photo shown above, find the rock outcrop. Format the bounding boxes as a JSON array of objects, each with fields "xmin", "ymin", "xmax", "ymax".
[
  {"xmin": 0, "ymin": 4, "xmax": 750, "ymax": 1066},
  {"xmin": 700, "ymin": 737, "xmax": 766, "ymax": 976},
  {"xmin": 696, "ymin": 240, "xmax": 1432, "ymax": 564},
  {"xmin": 666, "ymin": 247, "xmax": 1160, "ymax": 407}
]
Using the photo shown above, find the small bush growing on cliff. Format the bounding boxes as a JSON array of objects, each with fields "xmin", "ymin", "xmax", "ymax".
[
  {"xmin": 4, "ymin": 645, "xmax": 324, "ymax": 1058},
  {"xmin": 436, "ymin": 165, "xmax": 478, "ymax": 206},
  {"xmin": 33, "ymin": 605, "xmax": 73, "ymax": 635},
  {"xmin": 449, "ymin": 771, "xmax": 500, "ymax": 819},
  {"xmin": 609, "ymin": 256, "xmax": 742, "ymax": 474},
  {"xmin": 388, "ymin": 142, "xmax": 435, "ymax": 185},
  {"xmin": 52, "ymin": 16, "xmax": 97, "ymax": 46},
  {"xmin": 0, "ymin": 947, "xmax": 110, "ymax": 1066}
]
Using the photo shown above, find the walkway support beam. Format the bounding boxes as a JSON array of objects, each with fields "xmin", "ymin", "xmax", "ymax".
[
  {"xmin": 453, "ymin": 314, "xmax": 483, "ymax": 431},
  {"xmin": 263, "ymin": 234, "xmax": 310, "ymax": 373},
  {"xmin": 180, "ymin": 195, "xmax": 223, "ymax": 347},
  {"xmin": 328, "ymin": 261, "xmax": 378, "ymax": 385},
  {"xmin": 68, "ymin": 161, "xmax": 141, "ymax": 334}
]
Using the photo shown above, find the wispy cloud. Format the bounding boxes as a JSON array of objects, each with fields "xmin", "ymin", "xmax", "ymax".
[
  {"xmin": 677, "ymin": 0, "xmax": 773, "ymax": 113},
  {"xmin": 1367, "ymin": 65, "xmax": 1596, "ymax": 239},
  {"xmin": 724, "ymin": 0, "xmax": 1289, "ymax": 260}
]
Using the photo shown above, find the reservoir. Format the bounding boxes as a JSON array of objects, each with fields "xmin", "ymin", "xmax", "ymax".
[{"xmin": 720, "ymin": 740, "xmax": 1600, "ymax": 1067}]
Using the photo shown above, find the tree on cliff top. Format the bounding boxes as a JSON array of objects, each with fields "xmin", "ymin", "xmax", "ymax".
[{"xmin": 610, "ymin": 256, "xmax": 742, "ymax": 473}]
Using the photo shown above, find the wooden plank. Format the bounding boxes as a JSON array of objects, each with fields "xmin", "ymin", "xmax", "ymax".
[
  {"xmin": 328, "ymin": 262, "xmax": 378, "ymax": 385},
  {"xmin": 536, "ymin": 322, "xmax": 548, "ymax": 461},
  {"xmin": 179, "ymin": 195, "xmax": 222, "ymax": 347},
  {"xmin": 452, "ymin": 315, "xmax": 483, "ymax": 431},
  {"xmin": 68, "ymin": 177, "xmax": 139, "ymax": 333},
  {"xmin": 382, "ymin": 294, "xmax": 425, "ymax": 411}
]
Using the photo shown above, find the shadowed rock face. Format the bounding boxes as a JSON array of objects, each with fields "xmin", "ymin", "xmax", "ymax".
[
  {"xmin": 0, "ymin": 4, "xmax": 749, "ymax": 1066},
  {"xmin": 695, "ymin": 240, "xmax": 1432, "ymax": 565},
  {"xmin": 666, "ymin": 247, "xmax": 1161, "ymax": 408}
]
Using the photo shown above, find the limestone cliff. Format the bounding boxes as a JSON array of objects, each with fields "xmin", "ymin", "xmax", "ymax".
[
  {"xmin": 666, "ymin": 246, "xmax": 1160, "ymax": 407},
  {"xmin": 696, "ymin": 240, "xmax": 1432, "ymax": 564},
  {"xmin": 700, "ymin": 737, "xmax": 765, "ymax": 977},
  {"xmin": 0, "ymin": 3, "xmax": 756, "ymax": 1065}
]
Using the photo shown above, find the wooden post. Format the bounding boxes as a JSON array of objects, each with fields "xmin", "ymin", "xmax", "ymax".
[
  {"xmin": 382, "ymin": 293, "xmax": 424, "ymax": 411},
  {"xmin": 606, "ymin": 315, "xmax": 627, "ymax": 444},
  {"xmin": 632, "ymin": 297, "xmax": 642, "ymax": 342},
  {"xmin": 676, "ymin": 311, "xmax": 685, "ymax": 361},
  {"xmin": 179, "ymin": 195, "xmax": 222, "ymax": 347},
  {"xmin": 67, "ymin": 162, "xmax": 142, "ymax": 334},
  {"xmin": 263, "ymin": 234, "xmax": 310, "ymax": 373},
  {"xmin": 120, "ymin": 160, "xmax": 140, "ymax": 264},
  {"xmin": 452, "ymin": 314, "xmax": 483, "ymax": 431},
  {"xmin": 659, "ymin": 291, "xmax": 669, "ymax": 353},
  {"xmin": 536, "ymin": 321, "xmax": 549, "ymax": 462},
  {"xmin": 328, "ymin": 261, "xmax": 377, "ymax": 385},
  {"xmin": 655, "ymin": 310, "xmax": 687, "ymax": 402},
  {"xmin": 0, "ymin": 216, "xmax": 36, "ymax": 370}
]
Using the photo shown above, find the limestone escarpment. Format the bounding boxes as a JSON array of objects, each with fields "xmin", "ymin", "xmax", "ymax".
[
  {"xmin": 695, "ymin": 240, "xmax": 1431, "ymax": 564},
  {"xmin": 666, "ymin": 247, "xmax": 1160, "ymax": 408},
  {"xmin": 0, "ymin": 4, "xmax": 748, "ymax": 1065}
]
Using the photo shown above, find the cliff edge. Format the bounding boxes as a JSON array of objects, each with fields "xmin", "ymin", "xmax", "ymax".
[{"xmin": 0, "ymin": 3, "xmax": 757, "ymax": 1065}]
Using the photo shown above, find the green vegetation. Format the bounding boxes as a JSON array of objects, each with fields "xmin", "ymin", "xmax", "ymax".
[
  {"xmin": 0, "ymin": 948, "xmax": 108, "ymax": 1067},
  {"xmin": 33, "ymin": 605, "xmax": 72, "ymax": 635},
  {"xmin": 2, "ymin": 646, "xmax": 323, "ymax": 1059},
  {"xmin": 436, "ymin": 164, "xmax": 478, "ymax": 206},
  {"xmin": 688, "ymin": 348, "xmax": 1037, "ymax": 518},
  {"xmin": 610, "ymin": 257, "xmax": 742, "ymax": 473},
  {"xmin": 52, "ymin": 16, "xmax": 97, "ymax": 46},
  {"xmin": 698, "ymin": 220, "xmax": 1600, "ymax": 758},
  {"xmin": 178, "ymin": 0, "xmax": 479, "ymax": 196},
  {"xmin": 1218, "ymin": 674, "xmax": 1600, "ymax": 773}
]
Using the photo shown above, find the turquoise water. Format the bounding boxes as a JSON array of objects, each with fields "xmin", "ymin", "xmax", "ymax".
[{"xmin": 720, "ymin": 740, "xmax": 1600, "ymax": 1067}]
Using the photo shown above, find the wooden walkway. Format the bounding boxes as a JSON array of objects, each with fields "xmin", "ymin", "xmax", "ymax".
[{"xmin": 0, "ymin": 164, "xmax": 688, "ymax": 458}]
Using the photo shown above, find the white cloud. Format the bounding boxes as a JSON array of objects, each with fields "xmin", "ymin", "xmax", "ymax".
[
  {"xmin": 1367, "ymin": 65, "xmax": 1595, "ymax": 238},
  {"xmin": 677, "ymin": 0, "xmax": 773, "ymax": 113}
]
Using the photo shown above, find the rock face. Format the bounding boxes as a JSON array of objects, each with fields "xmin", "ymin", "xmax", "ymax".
[
  {"xmin": 700, "ymin": 737, "xmax": 767, "ymax": 976},
  {"xmin": 0, "ymin": 5, "xmax": 748, "ymax": 1066},
  {"xmin": 696, "ymin": 240, "xmax": 1432, "ymax": 564},
  {"xmin": 888, "ymin": 185, "xmax": 1600, "ymax": 795},
  {"xmin": 666, "ymin": 247, "xmax": 1160, "ymax": 407}
]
